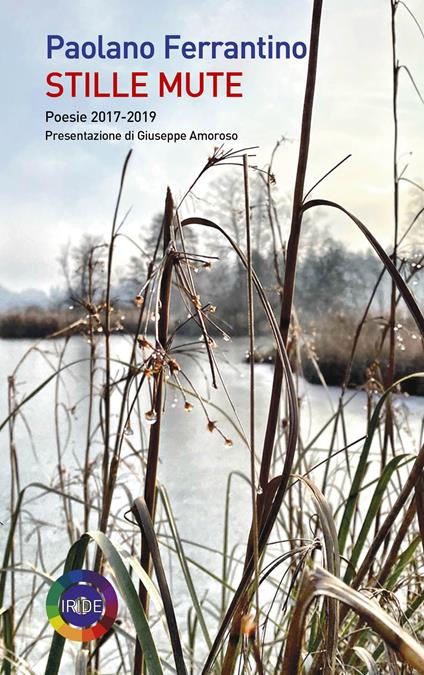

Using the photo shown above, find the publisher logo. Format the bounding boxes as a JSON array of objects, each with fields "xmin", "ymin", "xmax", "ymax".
[{"xmin": 46, "ymin": 570, "xmax": 118, "ymax": 641}]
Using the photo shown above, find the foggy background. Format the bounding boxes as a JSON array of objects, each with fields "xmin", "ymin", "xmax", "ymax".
[{"xmin": 0, "ymin": 0, "xmax": 423, "ymax": 301}]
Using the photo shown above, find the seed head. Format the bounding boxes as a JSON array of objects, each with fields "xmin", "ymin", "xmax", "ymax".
[
  {"xmin": 137, "ymin": 335, "xmax": 151, "ymax": 349},
  {"xmin": 168, "ymin": 358, "xmax": 181, "ymax": 375}
]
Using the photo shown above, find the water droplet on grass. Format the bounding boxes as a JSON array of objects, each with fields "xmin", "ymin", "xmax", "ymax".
[{"xmin": 145, "ymin": 410, "xmax": 157, "ymax": 424}]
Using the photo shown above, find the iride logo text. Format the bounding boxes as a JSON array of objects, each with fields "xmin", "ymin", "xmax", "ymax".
[{"xmin": 46, "ymin": 570, "xmax": 118, "ymax": 642}]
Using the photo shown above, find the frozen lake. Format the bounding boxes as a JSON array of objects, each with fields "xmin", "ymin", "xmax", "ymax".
[{"xmin": 0, "ymin": 335, "xmax": 422, "ymax": 672}]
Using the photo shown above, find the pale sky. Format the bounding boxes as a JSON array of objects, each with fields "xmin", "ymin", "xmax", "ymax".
[{"xmin": 1, "ymin": 0, "xmax": 423, "ymax": 291}]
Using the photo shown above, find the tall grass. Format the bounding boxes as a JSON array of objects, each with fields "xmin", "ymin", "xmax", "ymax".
[{"xmin": 1, "ymin": 1, "xmax": 424, "ymax": 674}]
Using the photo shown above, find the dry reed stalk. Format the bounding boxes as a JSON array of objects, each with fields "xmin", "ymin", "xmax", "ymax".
[
  {"xmin": 133, "ymin": 188, "xmax": 174, "ymax": 675},
  {"xmin": 243, "ymin": 153, "xmax": 261, "ymax": 649},
  {"xmin": 259, "ymin": 0, "xmax": 323, "ymax": 490},
  {"xmin": 220, "ymin": 2, "xmax": 324, "ymax": 671},
  {"xmin": 83, "ymin": 247, "xmax": 98, "ymax": 534},
  {"xmin": 95, "ymin": 150, "xmax": 133, "ymax": 572},
  {"xmin": 379, "ymin": 0, "xmax": 401, "ymax": 547}
]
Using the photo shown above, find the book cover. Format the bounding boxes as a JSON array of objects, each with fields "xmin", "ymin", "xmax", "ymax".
[{"xmin": 1, "ymin": 1, "xmax": 423, "ymax": 674}]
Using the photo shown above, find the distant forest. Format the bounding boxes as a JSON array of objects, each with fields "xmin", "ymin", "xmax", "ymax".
[
  {"xmin": 1, "ymin": 170, "xmax": 422, "ymax": 393},
  {"xmin": 57, "ymin": 171, "xmax": 422, "ymax": 336}
]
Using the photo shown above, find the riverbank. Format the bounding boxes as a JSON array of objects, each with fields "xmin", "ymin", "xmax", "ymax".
[{"xmin": 1, "ymin": 309, "xmax": 422, "ymax": 394}]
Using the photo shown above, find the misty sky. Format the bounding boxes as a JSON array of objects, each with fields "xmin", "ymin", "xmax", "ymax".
[{"xmin": 1, "ymin": 0, "xmax": 423, "ymax": 291}]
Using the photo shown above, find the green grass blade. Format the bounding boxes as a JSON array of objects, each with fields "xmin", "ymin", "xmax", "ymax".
[
  {"xmin": 344, "ymin": 454, "xmax": 410, "ymax": 584},
  {"xmin": 385, "ymin": 535, "xmax": 421, "ymax": 590},
  {"xmin": 1, "ymin": 607, "xmax": 14, "ymax": 675},
  {"xmin": 43, "ymin": 533, "xmax": 164, "ymax": 675},
  {"xmin": 88, "ymin": 531, "xmax": 164, "ymax": 675},
  {"xmin": 159, "ymin": 486, "xmax": 212, "ymax": 650},
  {"xmin": 44, "ymin": 537, "xmax": 89, "ymax": 675},
  {"xmin": 338, "ymin": 373, "xmax": 424, "ymax": 555}
]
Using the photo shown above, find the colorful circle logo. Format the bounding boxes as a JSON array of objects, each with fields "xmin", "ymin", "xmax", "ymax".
[{"xmin": 46, "ymin": 570, "xmax": 118, "ymax": 641}]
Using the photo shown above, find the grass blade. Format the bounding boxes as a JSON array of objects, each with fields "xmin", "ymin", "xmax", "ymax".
[
  {"xmin": 338, "ymin": 373, "xmax": 424, "ymax": 554},
  {"xmin": 301, "ymin": 200, "xmax": 424, "ymax": 337},
  {"xmin": 88, "ymin": 531, "xmax": 164, "ymax": 675},
  {"xmin": 131, "ymin": 497, "xmax": 188, "ymax": 675},
  {"xmin": 343, "ymin": 454, "xmax": 410, "ymax": 584},
  {"xmin": 282, "ymin": 566, "xmax": 424, "ymax": 674},
  {"xmin": 159, "ymin": 487, "xmax": 212, "ymax": 650}
]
